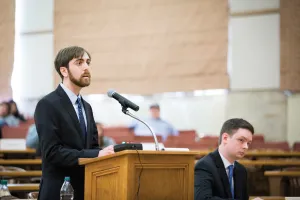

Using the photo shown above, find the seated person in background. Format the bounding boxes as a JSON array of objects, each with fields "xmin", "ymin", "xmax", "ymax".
[
  {"xmin": 96, "ymin": 122, "xmax": 116, "ymax": 148},
  {"xmin": 0, "ymin": 101, "xmax": 20, "ymax": 127},
  {"xmin": 0, "ymin": 102, "xmax": 11, "ymax": 127},
  {"xmin": 129, "ymin": 103, "xmax": 178, "ymax": 141},
  {"xmin": 194, "ymin": 118, "xmax": 260, "ymax": 200},
  {"xmin": 25, "ymin": 124, "xmax": 41, "ymax": 156},
  {"xmin": 26, "ymin": 124, "xmax": 39, "ymax": 149},
  {"xmin": 8, "ymin": 99, "xmax": 26, "ymax": 122}
]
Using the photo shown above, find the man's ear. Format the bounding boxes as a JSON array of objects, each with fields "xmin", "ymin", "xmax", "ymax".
[
  {"xmin": 222, "ymin": 132, "xmax": 229, "ymax": 144},
  {"xmin": 60, "ymin": 67, "xmax": 68, "ymax": 78}
]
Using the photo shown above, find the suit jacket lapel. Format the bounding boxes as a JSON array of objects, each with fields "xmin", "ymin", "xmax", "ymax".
[
  {"xmin": 82, "ymin": 99, "xmax": 91, "ymax": 148},
  {"xmin": 212, "ymin": 150, "xmax": 232, "ymax": 198},
  {"xmin": 56, "ymin": 85, "xmax": 84, "ymax": 142},
  {"xmin": 234, "ymin": 164, "xmax": 243, "ymax": 199}
]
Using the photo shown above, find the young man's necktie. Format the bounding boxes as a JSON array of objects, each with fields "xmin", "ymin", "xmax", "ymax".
[
  {"xmin": 76, "ymin": 97, "xmax": 87, "ymax": 139},
  {"xmin": 228, "ymin": 165, "xmax": 234, "ymax": 199}
]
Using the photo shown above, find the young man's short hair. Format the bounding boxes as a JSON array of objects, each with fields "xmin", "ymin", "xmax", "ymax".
[{"xmin": 219, "ymin": 118, "xmax": 254, "ymax": 144}]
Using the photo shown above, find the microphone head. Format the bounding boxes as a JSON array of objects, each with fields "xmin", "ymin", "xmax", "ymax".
[{"xmin": 107, "ymin": 89, "xmax": 116, "ymax": 97}]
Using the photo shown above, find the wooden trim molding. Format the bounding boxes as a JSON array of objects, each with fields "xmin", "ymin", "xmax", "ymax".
[{"xmin": 231, "ymin": 8, "xmax": 279, "ymax": 17}]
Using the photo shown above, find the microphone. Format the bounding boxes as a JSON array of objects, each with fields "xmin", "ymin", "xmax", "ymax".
[
  {"xmin": 107, "ymin": 90, "xmax": 139, "ymax": 111},
  {"xmin": 108, "ymin": 90, "xmax": 160, "ymax": 150}
]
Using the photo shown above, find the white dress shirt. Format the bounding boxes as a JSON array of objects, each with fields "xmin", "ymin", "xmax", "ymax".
[
  {"xmin": 60, "ymin": 83, "xmax": 87, "ymax": 129},
  {"xmin": 219, "ymin": 151, "xmax": 235, "ymax": 190}
]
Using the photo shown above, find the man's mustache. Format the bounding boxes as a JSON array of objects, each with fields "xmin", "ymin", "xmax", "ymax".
[{"xmin": 81, "ymin": 73, "xmax": 91, "ymax": 78}]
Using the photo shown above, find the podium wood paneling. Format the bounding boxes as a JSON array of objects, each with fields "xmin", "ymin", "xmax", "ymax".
[{"xmin": 79, "ymin": 150, "xmax": 197, "ymax": 200}]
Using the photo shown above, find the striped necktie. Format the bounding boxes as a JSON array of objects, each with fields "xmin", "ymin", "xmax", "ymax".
[{"xmin": 76, "ymin": 96, "xmax": 87, "ymax": 139}]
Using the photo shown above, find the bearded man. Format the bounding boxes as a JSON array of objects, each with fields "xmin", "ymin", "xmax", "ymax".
[{"xmin": 34, "ymin": 46, "xmax": 115, "ymax": 200}]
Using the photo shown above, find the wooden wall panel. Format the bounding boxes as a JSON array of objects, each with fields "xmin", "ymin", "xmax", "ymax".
[
  {"xmin": 280, "ymin": 0, "xmax": 300, "ymax": 91},
  {"xmin": 0, "ymin": 0, "xmax": 15, "ymax": 100},
  {"xmin": 54, "ymin": 0, "xmax": 228, "ymax": 94}
]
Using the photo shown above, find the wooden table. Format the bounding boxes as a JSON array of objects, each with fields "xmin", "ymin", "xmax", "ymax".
[
  {"xmin": 1, "ymin": 156, "xmax": 300, "ymax": 167},
  {"xmin": 195, "ymin": 159, "xmax": 300, "ymax": 166},
  {"xmin": 195, "ymin": 150, "xmax": 300, "ymax": 158},
  {"xmin": 0, "ymin": 159, "xmax": 41, "ymax": 165},
  {"xmin": 264, "ymin": 171, "xmax": 300, "ymax": 196},
  {"xmin": 239, "ymin": 160, "xmax": 300, "ymax": 166},
  {"xmin": 0, "ymin": 170, "xmax": 42, "ymax": 177},
  {"xmin": 0, "ymin": 148, "xmax": 37, "ymax": 159},
  {"xmin": 249, "ymin": 197, "xmax": 285, "ymax": 200},
  {"xmin": 0, "ymin": 149, "xmax": 299, "ymax": 157},
  {"xmin": 246, "ymin": 151, "xmax": 300, "ymax": 157},
  {"xmin": 265, "ymin": 171, "xmax": 300, "ymax": 177},
  {"xmin": 7, "ymin": 183, "xmax": 39, "ymax": 191},
  {"xmin": 0, "ymin": 148, "xmax": 36, "ymax": 154}
]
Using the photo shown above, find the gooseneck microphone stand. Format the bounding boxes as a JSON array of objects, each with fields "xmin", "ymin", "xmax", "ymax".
[{"xmin": 121, "ymin": 107, "xmax": 160, "ymax": 151}]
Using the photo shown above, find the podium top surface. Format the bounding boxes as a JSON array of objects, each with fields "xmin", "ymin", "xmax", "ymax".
[{"xmin": 78, "ymin": 150, "xmax": 199, "ymax": 165}]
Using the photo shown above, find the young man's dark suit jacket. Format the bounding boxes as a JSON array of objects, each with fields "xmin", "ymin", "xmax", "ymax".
[
  {"xmin": 34, "ymin": 85, "xmax": 100, "ymax": 200},
  {"xmin": 194, "ymin": 149, "xmax": 249, "ymax": 200}
]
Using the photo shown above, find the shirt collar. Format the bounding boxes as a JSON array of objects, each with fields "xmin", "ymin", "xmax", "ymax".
[
  {"xmin": 60, "ymin": 83, "xmax": 81, "ymax": 105},
  {"xmin": 219, "ymin": 150, "xmax": 235, "ymax": 169}
]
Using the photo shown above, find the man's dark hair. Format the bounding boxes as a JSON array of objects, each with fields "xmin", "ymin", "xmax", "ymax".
[
  {"xmin": 219, "ymin": 118, "xmax": 254, "ymax": 144},
  {"xmin": 54, "ymin": 46, "xmax": 91, "ymax": 80},
  {"xmin": 149, "ymin": 103, "xmax": 160, "ymax": 110},
  {"xmin": 0, "ymin": 102, "xmax": 11, "ymax": 117},
  {"xmin": 8, "ymin": 100, "xmax": 26, "ymax": 121}
]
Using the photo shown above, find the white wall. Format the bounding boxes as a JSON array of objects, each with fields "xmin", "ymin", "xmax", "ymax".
[
  {"xmin": 17, "ymin": 34, "xmax": 54, "ymax": 98},
  {"xmin": 17, "ymin": 0, "xmax": 53, "ymax": 33},
  {"xmin": 226, "ymin": 91, "xmax": 286, "ymax": 141},
  {"xmin": 13, "ymin": 0, "xmax": 54, "ymax": 102},
  {"xmin": 230, "ymin": 0, "xmax": 279, "ymax": 13},
  {"xmin": 287, "ymin": 94, "xmax": 300, "ymax": 146},
  {"xmin": 226, "ymin": 0, "xmax": 289, "ymax": 142},
  {"xmin": 21, "ymin": 89, "xmax": 287, "ymax": 141},
  {"xmin": 230, "ymin": 14, "xmax": 280, "ymax": 90},
  {"xmin": 229, "ymin": 1, "xmax": 280, "ymax": 90},
  {"xmin": 85, "ymin": 92, "xmax": 228, "ymax": 135}
]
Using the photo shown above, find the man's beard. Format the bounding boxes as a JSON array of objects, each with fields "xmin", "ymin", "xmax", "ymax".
[{"xmin": 68, "ymin": 69, "xmax": 91, "ymax": 87}]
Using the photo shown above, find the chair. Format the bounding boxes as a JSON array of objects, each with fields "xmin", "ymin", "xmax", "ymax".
[
  {"xmin": 133, "ymin": 135, "xmax": 163, "ymax": 143},
  {"xmin": 293, "ymin": 142, "xmax": 300, "ymax": 151},
  {"xmin": 1, "ymin": 166, "xmax": 26, "ymax": 172},
  {"xmin": 28, "ymin": 191, "xmax": 39, "ymax": 199},
  {"xmin": 252, "ymin": 134, "xmax": 265, "ymax": 143},
  {"xmin": 199, "ymin": 136, "xmax": 219, "ymax": 144},
  {"xmin": 282, "ymin": 167, "xmax": 300, "ymax": 196},
  {"xmin": 103, "ymin": 126, "xmax": 134, "ymax": 144},
  {"xmin": 1, "ymin": 126, "xmax": 29, "ymax": 138},
  {"xmin": 0, "ymin": 166, "xmax": 26, "ymax": 184},
  {"xmin": 178, "ymin": 130, "xmax": 197, "ymax": 140},
  {"xmin": 251, "ymin": 141, "xmax": 290, "ymax": 151},
  {"xmin": 163, "ymin": 135, "xmax": 179, "ymax": 147},
  {"xmin": 23, "ymin": 118, "xmax": 35, "ymax": 125}
]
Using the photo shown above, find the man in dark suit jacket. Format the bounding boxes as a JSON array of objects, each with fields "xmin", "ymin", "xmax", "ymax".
[
  {"xmin": 194, "ymin": 118, "xmax": 254, "ymax": 200},
  {"xmin": 34, "ymin": 46, "xmax": 115, "ymax": 200}
]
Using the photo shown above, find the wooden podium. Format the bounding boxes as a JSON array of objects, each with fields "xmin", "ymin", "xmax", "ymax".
[{"xmin": 79, "ymin": 150, "xmax": 198, "ymax": 200}]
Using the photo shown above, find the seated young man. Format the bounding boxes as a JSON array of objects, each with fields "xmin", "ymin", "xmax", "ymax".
[{"xmin": 194, "ymin": 118, "xmax": 255, "ymax": 200}]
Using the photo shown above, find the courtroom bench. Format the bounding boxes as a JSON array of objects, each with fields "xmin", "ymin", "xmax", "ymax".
[
  {"xmin": 0, "ymin": 170, "xmax": 42, "ymax": 177},
  {"xmin": 7, "ymin": 183, "xmax": 39, "ymax": 191},
  {"xmin": 264, "ymin": 170, "xmax": 300, "ymax": 196}
]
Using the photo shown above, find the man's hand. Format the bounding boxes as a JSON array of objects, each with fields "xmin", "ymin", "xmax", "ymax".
[{"xmin": 98, "ymin": 145, "xmax": 115, "ymax": 157}]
